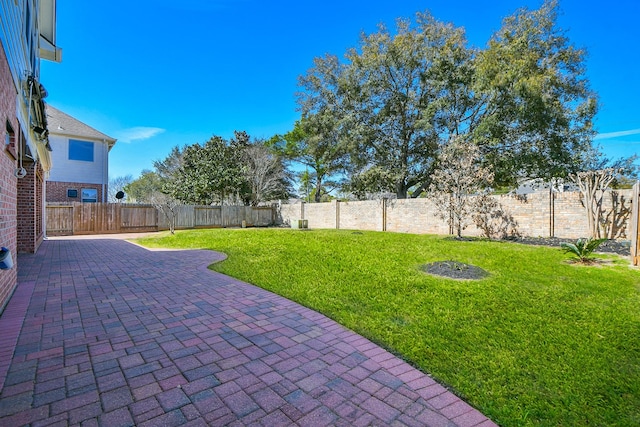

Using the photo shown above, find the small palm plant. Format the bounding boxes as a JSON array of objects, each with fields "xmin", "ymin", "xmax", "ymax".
[{"xmin": 561, "ymin": 238, "xmax": 607, "ymax": 263}]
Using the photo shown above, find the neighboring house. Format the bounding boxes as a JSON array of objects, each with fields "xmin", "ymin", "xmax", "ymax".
[
  {"xmin": 514, "ymin": 178, "xmax": 576, "ymax": 195},
  {"xmin": 0, "ymin": 0, "xmax": 61, "ymax": 310},
  {"xmin": 46, "ymin": 106, "xmax": 116, "ymax": 203}
]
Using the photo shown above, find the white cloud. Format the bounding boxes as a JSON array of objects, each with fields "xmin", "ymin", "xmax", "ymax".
[
  {"xmin": 594, "ymin": 128, "xmax": 640, "ymax": 140},
  {"xmin": 115, "ymin": 127, "xmax": 165, "ymax": 143}
]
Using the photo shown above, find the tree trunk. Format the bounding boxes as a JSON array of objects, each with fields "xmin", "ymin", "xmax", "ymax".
[
  {"xmin": 314, "ymin": 176, "xmax": 323, "ymax": 203},
  {"xmin": 396, "ymin": 180, "xmax": 408, "ymax": 199},
  {"xmin": 583, "ymin": 185, "xmax": 596, "ymax": 239}
]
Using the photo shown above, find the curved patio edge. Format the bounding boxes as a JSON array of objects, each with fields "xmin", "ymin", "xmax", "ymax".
[{"xmin": 0, "ymin": 237, "xmax": 498, "ymax": 426}]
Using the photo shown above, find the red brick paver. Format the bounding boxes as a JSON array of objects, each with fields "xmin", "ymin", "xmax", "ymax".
[{"xmin": 0, "ymin": 237, "xmax": 497, "ymax": 426}]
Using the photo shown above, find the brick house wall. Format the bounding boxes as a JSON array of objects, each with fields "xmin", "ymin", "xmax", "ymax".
[
  {"xmin": 46, "ymin": 181, "xmax": 103, "ymax": 203},
  {"xmin": 0, "ymin": 43, "xmax": 18, "ymax": 312},
  {"xmin": 17, "ymin": 159, "xmax": 44, "ymax": 254}
]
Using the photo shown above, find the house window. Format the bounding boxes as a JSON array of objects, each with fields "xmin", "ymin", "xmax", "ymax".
[
  {"xmin": 5, "ymin": 121, "xmax": 16, "ymax": 159},
  {"xmin": 69, "ymin": 140, "xmax": 94, "ymax": 162},
  {"xmin": 67, "ymin": 189, "xmax": 78, "ymax": 198},
  {"xmin": 81, "ymin": 188, "xmax": 98, "ymax": 203}
]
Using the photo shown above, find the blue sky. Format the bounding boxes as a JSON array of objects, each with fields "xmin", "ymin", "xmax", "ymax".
[{"xmin": 41, "ymin": 0, "xmax": 640, "ymax": 180}]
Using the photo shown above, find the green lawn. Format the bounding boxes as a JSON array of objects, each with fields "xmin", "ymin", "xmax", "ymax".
[{"xmin": 134, "ymin": 228, "xmax": 640, "ymax": 426}]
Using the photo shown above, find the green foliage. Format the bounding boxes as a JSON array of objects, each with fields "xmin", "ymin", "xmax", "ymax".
[
  {"xmin": 299, "ymin": 13, "xmax": 461, "ymax": 198},
  {"xmin": 124, "ymin": 170, "xmax": 164, "ymax": 203},
  {"xmin": 164, "ymin": 135, "xmax": 245, "ymax": 205},
  {"xmin": 155, "ymin": 132, "xmax": 292, "ymax": 206},
  {"xmin": 135, "ymin": 229, "xmax": 640, "ymax": 427},
  {"xmin": 474, "ymin": 0, "xmax": 597, "ymax": 185},
  {"xmin": 561, "ymin": 237, "xmax": 607, "ymax": 262},
  {"xmin": 296, "ymin": 0, "xmax": 597, "ymax": 197},
  {"xmin": 126, "ymin": 146, "xmax": 188, "ymax": 203},
  {"xmin": 270, "ymin": 115, "xmax": 346, "ymax": 202}
]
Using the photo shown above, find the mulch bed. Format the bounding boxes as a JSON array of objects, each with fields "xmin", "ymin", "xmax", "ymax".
[
  {"xmin": 421, "ymin": 261, "xmax": 490, "ymax": 280},
  {"xmin": 503, "ymin": 236, "xmax": 631, "ymax": 256}
]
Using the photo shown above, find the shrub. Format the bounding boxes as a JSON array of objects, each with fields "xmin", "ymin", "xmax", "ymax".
[
  {"xmin": 472, "ymin": 195, "xmax": 520, "ymax": 239},
  {"xmin": 560, "ymin": 237, "xmax": 607, "ymax": 263}
]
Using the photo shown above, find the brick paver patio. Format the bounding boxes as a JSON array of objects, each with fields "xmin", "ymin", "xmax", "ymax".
[{"xmin": 0, "ymin": 237, "xmax": 497, "ymax": 426}]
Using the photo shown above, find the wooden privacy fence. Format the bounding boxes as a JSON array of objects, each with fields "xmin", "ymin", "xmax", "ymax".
[
  {"xmin": 46, "ymin": 203, "xmax": 275, "ymax": 236},
  {"xmin": 156, "ymin": 205, "xmax": 274, "ymax": 230},
  {"xmin": 46, "ymin": 203, "xmax": 158, "ymax": 235}
]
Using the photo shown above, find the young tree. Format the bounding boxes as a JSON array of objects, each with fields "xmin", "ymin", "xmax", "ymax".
[
  {"xmin": 471, "ymin": 195, "xmax": 519, "ymax": 239},
  {"xmin": 570, "ymin": 148, "xmax": 638, "ymax": 238},
  {"xmin": 148, "ymin": 192, "xmax": 182, "ymax": 235},
  {"xmin": 572, "ymin": 168, "xmax": 620, "ymax": 239},
  {"xmin": 428, "ymin": 137, "xmax": 494, "ymax": 238}
]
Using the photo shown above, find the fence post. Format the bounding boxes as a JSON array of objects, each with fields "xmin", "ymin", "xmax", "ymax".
[
  {"xmin": 382, "ymin": 198, "xmax": 387, "ymax": 232},
  {"xmin": 631, "ymin": 181, "xmax": 639, "ymax": 266},
  {"xmin": 335, "ymin": 200, "xmax": 340, "ymax": 229},
  {"xmin": 549, "ymin": 186, "xmax": 555, "ymax": 238}
]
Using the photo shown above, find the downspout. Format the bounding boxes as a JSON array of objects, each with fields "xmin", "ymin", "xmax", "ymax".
[
  {"xmin": 43, "ymin": 176, "xmax": 47, "ymax": 239},
  {"xmin": 102, "ymin": 139, "xmax": 107, "ymax": 202}
]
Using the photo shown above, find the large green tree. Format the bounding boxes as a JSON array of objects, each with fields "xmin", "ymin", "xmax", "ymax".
[
  {"xmin": 298, "ymin": 14, "xmax": 465, "ymax": 198},
  {"xmin": 159, "ymin": 132, "xmax": 292, "ymax": 206},
  {"xmin": 126, "ymin": 147, "xmax": 185, "ymax": 204},
  {"xmin": 474, "ymin": 0, "xmax": 597, "ymax": 186},
  {"xmin": 270, "ymin": 115, "xmax": 346, "ymax": 202},
  {"xmin": 296, "ymin": 0, "xmax": 597, "ymax": 198},
  {"xmin": 154, "ymin": 145, "xmax": 185, "ymax": 183},
  {"xmin": 124, "ymin": 170, "xmax": 163, "ymax": 203},
  {"xmin": 165, "ymin": 136, "xmax": 245, "ymax": 205}
]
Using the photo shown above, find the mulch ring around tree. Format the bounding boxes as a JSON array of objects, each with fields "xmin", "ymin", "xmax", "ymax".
[{"xmin": 421, "ymin": 261, "xmax": 490, "ymax": 280}]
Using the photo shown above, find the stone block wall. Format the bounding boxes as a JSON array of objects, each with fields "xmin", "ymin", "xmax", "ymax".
[
  {"xmin": 494, "ymin": 193, "xmax": 553, "ymax": 238},
  {"xmin": 339, "ymin": 199, "xmax": 384, "ymax": 231},
  {"xmin": 386, "ymin": 198, "xmax": 451, "ymax": 235},
  {"xmin": 278, "ymin": 188, "xmax": 635, "ymax": 240},
  {"xmin": 304, "ymin": 201, "xmax": 338, "ymax": 229},
  {"xmin": 279, "ymin": 202, "xmax": 302, "ymax": 226}
]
